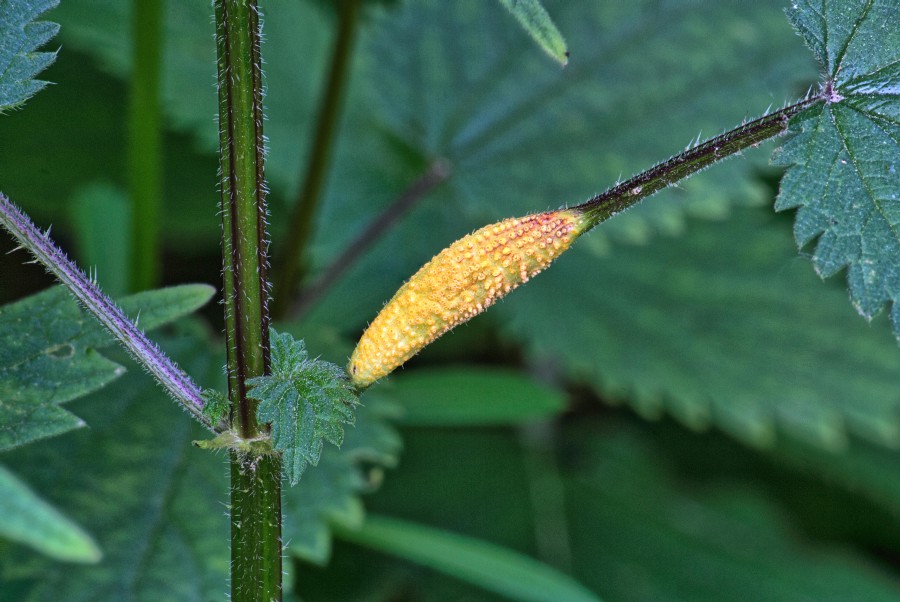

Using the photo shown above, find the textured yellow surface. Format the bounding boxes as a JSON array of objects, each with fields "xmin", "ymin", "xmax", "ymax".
[{"xmin": 349, "ymin": 209, "xmax": 589, "ymax": 387}]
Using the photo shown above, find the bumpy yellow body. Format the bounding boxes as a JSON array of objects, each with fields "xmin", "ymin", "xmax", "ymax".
[{"xmin": 348, "ymin": 209, "xmax": 589, "ymax": 387}]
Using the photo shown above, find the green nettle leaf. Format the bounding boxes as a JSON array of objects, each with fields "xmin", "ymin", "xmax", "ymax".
[
  {"xmin": 497, "ymin": 0, "xmax": 568, "ymax": 66},
  {"xmin": 0, "ymin": 284, "xmax": 215, "ymax": 450},
  {"xmin": 0, "ymin": 463, "xmax": 100, "ymax": 563},
  {"xmin": 564, "ymin": 420, "xmax": 900, "ymax": 601},
  {"xmin": 200, "ymin": 388, "xmax": 228, "ymax": 424},
  {"xmin": 773, "ymin": 0, "xmax": 900, "ymax": 335},
  {"xmin": 0, "ymin": 327, "xmax": 229, "ymax": 600},
  {"xmin": 282, "ymin": 393, "xmax": 402, "ymax": 564},
  {"xmin": 0, "ymin": 0, "xmax": 59, "ymax": 111},
  {"xmin": 248, "ymin": 330, "xmax": 359, "ymax": 485}
]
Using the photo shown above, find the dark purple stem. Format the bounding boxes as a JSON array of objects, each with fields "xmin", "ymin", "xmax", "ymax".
[{"xmin": 0, "ymin": 193, "xmax": 214, "ymax": 431}]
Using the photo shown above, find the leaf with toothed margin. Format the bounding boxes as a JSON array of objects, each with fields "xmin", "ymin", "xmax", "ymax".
[
  {"xmin": 0, "ymin": 0, "xmax": 59, "ymax": 112},
  {"xmin": 772, "ymin": 0, "xmax": 900, "ymax": 336},
  {"xmin": 0, "ymin": 284, "xmax": 215, "ymax": 451},
  {"xmin": 0, "ymin": 325, "xmax": 229, "ymax": 600},
  {"xmin": 248, "ymin": 330, "xmax": 359, "ymax": 486},
  {"xmin": 504, "ymin": 207, "xmax": 900, "ymax": 451}
]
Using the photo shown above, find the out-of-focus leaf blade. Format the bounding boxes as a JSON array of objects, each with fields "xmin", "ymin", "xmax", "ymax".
[
  {"xmin": 0, "ymin": 463, "xmax": 100, "ymax": 563},
  {"xmin": 300, "ymin": 0, "xmax": 818, "ymax": 334},
  {"xmin": 0, "ymin": 0, "xmax": 59, "ymax": 111},
  {"xmin": 373, "ymin": 367, "xmax": 565, "ymax": 426},
  {"xmin": 497, "ymin": 0, "xmax": 568, "ymax": 66},
  {"xmin": 357, "ymin": 423, "xmax": 900, "ymax": 601},
  {"xmin": 48, "ymin": 1, "xmax": 815, "ymax": 309},
  {"xmin": 0, "ymin": 284, "xmax": 215, "ymax": 450},
  {"xmin": 564, "ymin": 419, "xmax": 900, "ymax": 601},
  {"xmin": 335, "ymin": 515, "xmax": 601, "ymax": 602},
  {"xmin": 68, "ymin": 182, "xmax": 131, "ymax": 298},
  {"xmin": 505, "ymin": 207, "xmax": 900, "ymax": 449},
  {"xmin": 773, "ymin": 0, "xmax": 900, "ymax": 334}
]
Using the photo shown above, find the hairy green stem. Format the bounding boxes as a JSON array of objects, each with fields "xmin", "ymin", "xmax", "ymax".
[
  {"xmin": 128, "ymin": 0, "xmax": 163, "ymax": 291},
  {"xmin": 576, "ymin": 97, "xmax": 823, "ymax": 228},
  {"xmin": 214, "ymin": 0, "xmax": 281, "ymax": 599},
  {"xmin": 272, "ymin": 0, "xmax": 360, "ymax": 318}
]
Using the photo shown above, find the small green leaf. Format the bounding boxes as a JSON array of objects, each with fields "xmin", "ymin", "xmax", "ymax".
[
  {"xmin": 336, "ymin": 515, "xmax": 601, "ymax": 602},
  {"xmin": 774, "ymin": 0, "xmax": 900, "ymax": 335},
  {"xmin": 497, "ymin": 0, "xmax": 568, "ymax": 66},
  {"xmin": 248, "ymin": 330, "xmax": 358, "ymax": 485},
  {"xmin": 0, "ymin": 284, "xmax": 215, "ymax": 450},
  {"xmin": 0, "ymin": 463, "xmax": 100, "ymax": 563},
  {"xmin": 200, "ymin": 388, "xmax": 228, "ymax": 424},
  {"xmin": 375, "ymin": 367, "xmax": 565, "ymax": 426},
  {"xmin": 0, "ymin": 0, "xmax": 59, "ymax": 112}
]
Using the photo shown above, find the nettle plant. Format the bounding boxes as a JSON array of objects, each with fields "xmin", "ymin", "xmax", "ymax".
[{"xmin": 1, "ymin": 0, "xmax": 899, "ymax": 599}]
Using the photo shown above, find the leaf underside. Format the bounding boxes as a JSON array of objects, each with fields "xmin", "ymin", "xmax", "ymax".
[
  {"xmin": 774, "ymin": 0, "xmax": 900, "ymax": 336},
  {"xmin": 0, "ymin": 0, "xmax": 60, "ymax": 111}
]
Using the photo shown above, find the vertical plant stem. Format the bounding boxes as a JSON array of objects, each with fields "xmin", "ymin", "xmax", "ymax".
[
  {"xmin": 214, "ymin": 1, "xmax": 281, "ymax": 599},
  {"xmin": 128, "ymin": 0, "xmax": 163, "ymax": 291},
  {"xmin": 272, "ymin": 0, "xmax": 360, "ymax": 318}
]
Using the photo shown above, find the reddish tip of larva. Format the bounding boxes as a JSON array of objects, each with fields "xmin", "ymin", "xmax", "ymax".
[{"xmin": 348, "ymin": 209, "xmax": 588, "ymax": 387}]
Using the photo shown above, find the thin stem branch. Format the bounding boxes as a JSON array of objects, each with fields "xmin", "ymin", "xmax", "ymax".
[
  {"xmin": 0, "ymin": 193, "xmax": 213, "ymax": 431},
  {"xmin": 128, "ymin": 0, "xmax": 163, "ymax": 291},
  {"xmin": 272, "ymin": 0, "xmax": 361, "ymax": 318},
  {"xmin": 289, "ymin": 159, "xmax": 451, "ymax": 320},
  {"xmin": 575, "ymin": 97, "xmax": 823, "ymax": 229}
]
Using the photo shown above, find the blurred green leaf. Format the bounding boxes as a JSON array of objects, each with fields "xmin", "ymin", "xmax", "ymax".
[
  {"xmin": 249, "ymin": 330, "xmax": 358, "ymax": 485},
  {"xmin": 68, "ymin": 182, "xmax": 131, "ymax": 298},
  {"xmin": 350, "ymin": 422, "xmax": 900, "ymax": 601},
  {"xmin": 773, "ymin": 435, "xmax": 900, "ymax": 516},
  {"xmin": 335, "ymin": 514, "xmax": 601, "ymax": 602},
  {"xmin": 48, "ymin": 1, "xmax": 815, "ymax": 260},
  {"xmin": 773, "ymin": 1, "xmax": 900, "ymax": 335},
  {"xmin": 0, "ymin": 284, "xmax": 215, "ymax": 450},
  {"xmin": 497, "ymin": 0, "xmax": 568, "ymax": 66},
  {"xmin": 283, "ymin": 392, "xmax": 402, "ymax": 564},
  {"xmin": 0, "ymin": 48, "xmax": 220, "ymax": 253},
  {"xmin": 374, "ymin": 367, "xmax": 565, "ymax": 426},
  {"xmin": 0, "ymin": 463, "xmax": 100, "ymax": 563},
  {"xmin": 300, "ymin": 0, "xmax": 818, "ymax": 336},
  {"xmin": 506, "ymin": 207, "xmax": 900, "ymax": 449},
  {"xmin": 0, "ymin": 0, "xmax": 58, "ymax": 111},
  {"xmin": 0, "ymin": 325, "xmax": 228, "ymax": 600},
  {"xmin": 564, "ymin": 419, "xmax": 900, "ymax": 601}
]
